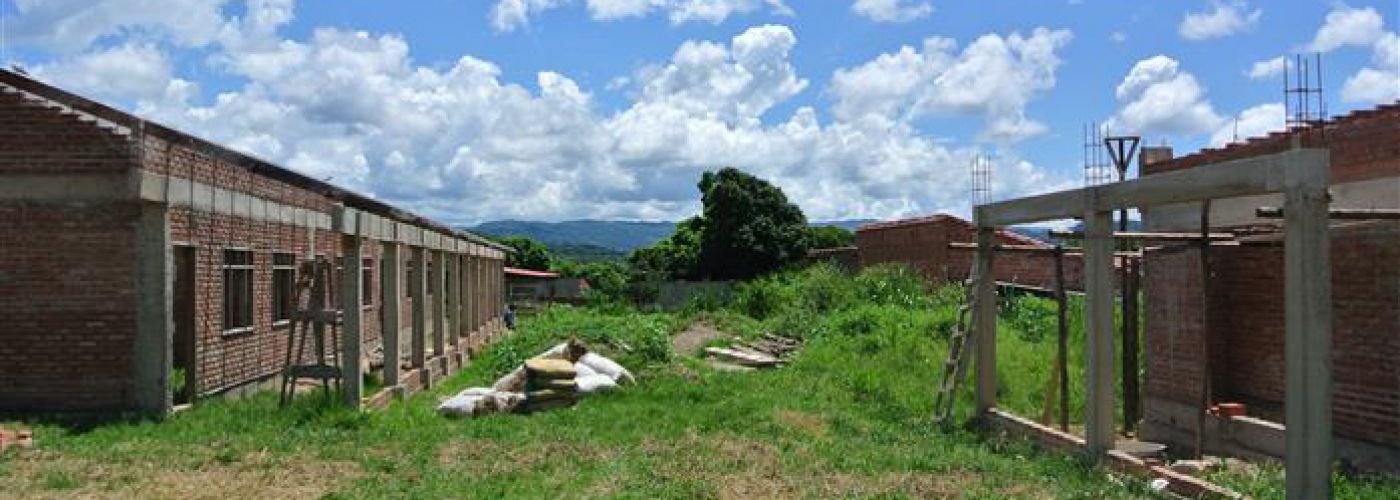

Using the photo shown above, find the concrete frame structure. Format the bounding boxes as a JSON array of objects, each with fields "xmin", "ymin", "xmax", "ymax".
[
  {"xmin": 972, "ymin": 148, "xmax": 1333, "ymax": 499},
  {"xmin": 0, "ymin": 69, "xmax": 510, "ymax": 416}
]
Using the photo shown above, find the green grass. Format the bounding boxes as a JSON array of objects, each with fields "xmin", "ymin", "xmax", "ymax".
[{"xmin": 0, "ymin": 263, "xmax": 1395, "ymax": 498}]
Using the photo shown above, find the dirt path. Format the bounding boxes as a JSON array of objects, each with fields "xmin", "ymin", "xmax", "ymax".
[{"xmin": 673, "ymin": 323, "xmax": 731, "ymax": 356}]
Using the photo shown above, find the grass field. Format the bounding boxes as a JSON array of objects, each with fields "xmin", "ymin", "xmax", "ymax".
[{"xmin": 1, "ymin": 264, "xmax": 1396, "ymax": 498}]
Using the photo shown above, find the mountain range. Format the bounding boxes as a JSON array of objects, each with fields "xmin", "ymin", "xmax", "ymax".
[{"xmin": 467, "ymin": 219, "xmax": 876, "ymax": 254}]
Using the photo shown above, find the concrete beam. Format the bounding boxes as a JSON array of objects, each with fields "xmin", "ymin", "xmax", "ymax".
[{"xmin": 978, "ymin": 149, "xmax": 1328, "ymax": 227}]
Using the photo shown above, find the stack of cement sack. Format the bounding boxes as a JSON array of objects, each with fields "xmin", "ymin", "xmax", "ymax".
[
  {"xmin": 437, "ymin": 339, "xmax": 636, "ymax": 419},
  {"xmin": 522, "ymin": 358, "xmax": 578, "ymax": 412}
]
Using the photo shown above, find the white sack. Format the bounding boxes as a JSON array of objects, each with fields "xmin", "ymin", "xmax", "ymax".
[
  {"xmin": 578, "ymin": 353, "xmax": 635, "ymax": 385},
  {"xmin": 437, "ymin": 387, "xmax": 525, "ymax": 418},
  {"xmin": 576, "ymin": 374, "xmax": 617, "ymax": 394}
]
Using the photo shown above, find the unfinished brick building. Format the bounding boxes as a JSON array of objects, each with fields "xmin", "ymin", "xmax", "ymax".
[
  {"xmin": 856, "ymin": 214, "xmax": 1087, "ymax": 290},
  {"xmin": 1138, "ymin": 103, "xmax": 1400, "ymax": 471},
  {"xmin": 0, "ymin": 69, "xmax": 510, "ymax": 416}
]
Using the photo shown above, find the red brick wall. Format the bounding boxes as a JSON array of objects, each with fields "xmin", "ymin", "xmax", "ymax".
[
  {"xmin": 0, "ymin": 92, "xmax": 131, "ymax": 173},
  {"xmin": 0, "ymin": 91, "xmax": 141, "ymax": 411},
  {"xmin": 0, "ymin": 202, "xmax": 140, "ymax": 411},
  {"xmin": 1141, "ymin": 103, "xmax": 1400, "ymax": 185},
  {"xmin": 856, "ymin": 215, "xmax": 1087, "ymax": 290},
  {"xmin": 1143, "ymin": 221, "xmax": 1400, "ymax": 447}
]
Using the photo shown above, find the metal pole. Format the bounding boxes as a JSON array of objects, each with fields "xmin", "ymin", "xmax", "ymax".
[{"xmin": 1196, "ymin": 200, "xmax": 1213, "ymax": 458}]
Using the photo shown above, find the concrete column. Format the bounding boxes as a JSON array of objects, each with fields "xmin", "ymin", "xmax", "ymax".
[
  {"xmin": 447, "ymin": 253, "xmax": 462, "ymax": 352},
  {"xmin": 433, "ymin": 250, "xmax": 448, "ymax": 357},
  {"xmin": 972, "ymin": 225, "xmax": 997, "ymax": 414},
  {"xmin": 340, "ymin": 231, "xmax": 364, "ymax": 409},
  {"xmin": 1083, "ymin": 208, "xmax": 1116, "ymax": 454},
  {"xmin": 133, "ymin": 203, "xmax": 173, "ymax": 416},
  {"xmin": 410, "ymin": 246, "xmax": 427, "ymax": 370},
  {"xmin": 381, "ymin": 242, "xmax": 401, "ymax": 387},
  {"xmin": 1284, "ymin": 166, "xmax": 1333, "ymax": 499}
]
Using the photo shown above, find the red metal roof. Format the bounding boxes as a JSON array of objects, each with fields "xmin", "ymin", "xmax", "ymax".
[{"xmin": 505, "ymin": 267, "xmax": 559, "ymax": 278}]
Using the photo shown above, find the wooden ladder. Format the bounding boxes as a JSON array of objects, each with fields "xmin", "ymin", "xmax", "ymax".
[
  {"xmin": 933, "ymin": 299, "xmax": 975, "ymax": 429},
  {"xmin": 279, "ymin": 258, "xmax": 343, "ymax": 407}
]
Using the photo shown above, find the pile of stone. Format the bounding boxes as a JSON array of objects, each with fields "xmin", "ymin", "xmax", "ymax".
[{"xmin": 522, "ymin": 358, "xmax": 579, "ymax": 412}]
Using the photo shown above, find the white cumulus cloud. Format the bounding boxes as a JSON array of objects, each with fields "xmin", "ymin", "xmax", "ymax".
[
  {"xmin": 20, "ymin": 1, "xmax": 1068, "ymax": 223},
  {"xmin": 1178, "ymin": 0, "xmax": 1261, "ymax": 40},
  {"xmin": 1210, "ymin": 102, "xmax": 1283, "ymax": 146},
  {"xmin": 490, "ymin": 0, "xmax": 792, "ymax": 32},
  {"xmin": 828, "ymin": 27, "xmax": 1073, "ymax": 143},
  {"xmin": 1308, "ymin": 5, "xmax": 1385, "ymax": 53},
  {"xmin": 7, "ymin": 0, "xmax": 231, "ymax": 52},
  {"xmin": 1247, "ymin": 56, "xmax": 1284, "ymax": 80},
  {"xmin": 1107, "ymin": 55, "xmax": 1225, "ymax": 137},
  {"xmin": 851, "ymin": 0, "xmax": 933, "ymax": 23}
]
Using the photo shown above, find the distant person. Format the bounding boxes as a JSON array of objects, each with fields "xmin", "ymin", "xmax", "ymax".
[{"xmin": 504, "ymin": 304, "xmax": 516, "ymax": 330}]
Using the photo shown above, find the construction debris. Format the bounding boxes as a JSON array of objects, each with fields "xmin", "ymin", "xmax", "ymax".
[
  {"xmin": 704, "ymin": 333, "xmax": 801, "ymax": 369},
  {"xmin": 437, "ymin": 340, "xmax": 631, "ymax": 419},
  {"xmin": 0, "ymin": 427, "xmax": 34, "ymax": 451}
]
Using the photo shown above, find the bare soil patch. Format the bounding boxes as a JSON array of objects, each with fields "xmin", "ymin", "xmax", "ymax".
[{"xmin": 672, "ymin": 323, "xmax": 732, "ymax": 356}]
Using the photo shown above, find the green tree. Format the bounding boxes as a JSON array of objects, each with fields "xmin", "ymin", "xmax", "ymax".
[
  {"xmin": 497, "ymin": 236, "xmax": 552, "ymax": 271},
  {"xmin": 627, "ymin": 216, "xmax": 702, "ymax": 281},
  {"xmin": 696, "ymin": 167, "xmax": 809, "ymax": 280},
  {"xmin": 806, "ymin": 225, "xmax": 854, "ymax": 249}
]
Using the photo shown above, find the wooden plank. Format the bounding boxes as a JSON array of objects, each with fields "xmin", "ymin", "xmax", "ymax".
[
  {"xmin": 705, "ymin": 347, "xmax": 781, "ymax": 367},
  {"xmin": 1047, "ymin": 230, "xmax": 1234, "ymax": 241},
  {"xmin": 1256, "ymin": 206, "xmax": 1400, "ymax": 219},
  {"xmin": 1082, "ymin": 208, "xmax": 1115, "ymax": 454},
  {"xmin": 973, "ymin": 226, "xmax": 998, "ymax": 414},
  {"xmin": 1284, "ymin": 167, "xmax": 1333, "ymax": 499}
]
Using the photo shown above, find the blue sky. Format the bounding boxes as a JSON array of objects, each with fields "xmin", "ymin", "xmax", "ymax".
[{"xmin": 2, "ymin": 0, "xmax": 1397, "ymax": 224}]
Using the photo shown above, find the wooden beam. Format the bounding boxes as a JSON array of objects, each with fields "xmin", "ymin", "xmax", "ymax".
[
  {"xmin": 340, "ymin": 231, "xmax": 364, "ymax": 409},
  {"xmin": 381, "ymin": 242, "xmax": 401, "ymax": 387},
  {"xmin": 973, "ymin": 226, "xmax": 998, "ymax": 414},
  {"xmin": 1083, "ymin": 208, "xmax": 1116, "ymax": 454},
  {"xmin": 949, "ymin": 242, "xmax": 1062, "ymax": 252},
  {"xmin": 1048, "ymin": 230, "xmax": 1235, "ymax": 241},
  {"xmin": 978, "ymin": 149, "xmax": 1327, "ymax": 226},
  {"xmin": 1256, "ymin": 206, "xmax": 1400, "ymax": 220},
  {"xmin": 1284, "ymin": 167, "xmax": 1333, "ymax": 499}
]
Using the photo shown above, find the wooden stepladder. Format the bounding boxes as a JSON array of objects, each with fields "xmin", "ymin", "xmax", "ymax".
[
  {"xmin": 933, "ymin": 297, "xmax": 975, "ymax": 429},
  {"xmin": 279, "ymin": 257, "xmax": 343, "ymax": 407}
]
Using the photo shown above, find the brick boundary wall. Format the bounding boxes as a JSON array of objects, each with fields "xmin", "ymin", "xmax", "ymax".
[
  {"xmin": 855, "ymin": 214, "xmax": 1088, "ymax": 291},
  {"xmin": 1143, "ymin": 221, "xmax": 1400, "ymax": 459}
]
